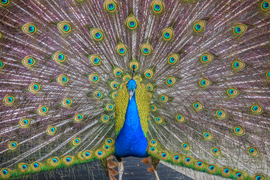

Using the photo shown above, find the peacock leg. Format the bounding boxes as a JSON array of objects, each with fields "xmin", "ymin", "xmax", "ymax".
[
  {"xmin": 149, "ymin": 156, "xmax": 160, "ymax": 180},
  {"xmin": 142, "ymin": 156, "xmax": 160, "ymax": 180},
  {"xmin": 116, "ymin": 157, "xmax": 124, "ymax": 180},
  {"xmin": 151, "ymin": 163, "xmax": 160, "ymax": 180}
]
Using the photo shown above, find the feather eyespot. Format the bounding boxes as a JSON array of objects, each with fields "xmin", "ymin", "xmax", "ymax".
[
  {"xmin": 150, "ymin": 147, "xmax": 156, "ymax": 152},
  {"xmin": 0, "ymin": 168, "xmax": 10, "ymax": 179},
  {"xmin": 19, "ymin": 163, "xmax": 29, "ymax": 173},
  {"xmin": 103, "ymin": 144, "xmax": 111, "ymax": 151},
  {"xmin": 261, "ymin": 0, "xmax": 270, "ymax": 11},
  {"xmin": 61, "ymin": 98, "xmax": 72, "ymax": 108},
  {"xmin": 173, "ymin": 155, "xmax": 180, "ymax": 161},
  {"xmin": 82, "ymin": 150, "xmax": 92, "ymax": 160},
  {"xmin": 104, "ymin": 0, "xmax": 117, "ymax": 13},
  {"xmin": 90, "ymin": 28, "xmax": 104, "ymax": 41},
  {"xmin": 28, "ymin": 82, "xmax": 41, "ymax": 94},
  {"xmin": 134, "ymin": 75, "xmax": 142, "ymax": 82},
  {"xmin": 172, "ymin": 154, "xmax": 181, "ymax": 163},
  {"xmin": 3, "ymin": 95, "xmax": 15, "ymax": 106},
  {"xmin": 31, "ymin": 162, "xmax": 42, "ymax": 172},
  {"xmin": 235, "ymin": 171, "xmax": 245, "ymax": 180},
  {"xmin": 52, "ymin": 51, "xmax": 66, "ymax": 64},
  {"xmin": 155, "ymin": 116, "xmax": 163, "ymax": 123},
  {"xmin": 63, "ymin": 156, "xmax": 74, "ymax": 166},
  {"xmin": 113, "ymin": 67, "xmax": 123, "ymax": 77},
  {"xmin": 192, "ymin": 101, "xmax": 204, "ymax": 111},
  {"xmin": 144, "ymin": 69, "xmax": 154, "ymax": 79},
  {"xmin": 184, "ymin": 156, "xmax": 193, "ymax": 165},
  {"xmin": 105, "ymin": 104, "xmax": 114, "ymax": 111},
  {"xmin": 211, "ymin": 147, "xmax": 220, "ymax": 156},
  {"xmin": 89, "ymin": 54, "xmax": 102, "ymax": 66},
  {"xmin": 8, "ymin": 141, "xmax": 17, "ymax": 150},
  {"xmin": 95, "ymin": 150, "xmax": 106, "ymax": 158},
  {"xmin": 233, "ymin": 24, "xmax": 247, "ymax": 36},
  {"xmin": 199, "ymin": 78, "xmax": 211, "ymax": 88},
  {"xmin": 89, "ymin": 74, "xmax": 100, "ymax": 83},
  {"xmin": 248, "ymin": 147, "xmax": 258, "ymax": 156},
  {"xmin": 166, "ymin": 76, "xmax": 177, "ymax": 86},
  {"xmin": 226, "ymin": 87, "xmax": 239, "ymax": 98},
  {"xmin": 129, "ymin": 60, "xmax": 140, "ymax": 71},
  {"xmin": 72, "ymin": 138, "xmax": 81, "ymax": 146},
  {"xmin": 37, "ymin": 105, "xmax": 49, "ymax": 116},
  {"xmin": 216, "ymin": 110, "xmax": 227, "ymax": 120},
  {"xmin": 105, "ymin": 138, "xmax": 114, "ymax": 145},
  {"xmin": 161, "ymin": 27, "xmax": 174, "ymax": 41},
  {"xmin": 19, "ymin": 118, "xmax": 31, "ymax": 128},
  {"xmin": 159, "ymin": 94, "xmax": 168, "ymax": 103},
  {"xmin": 207, "ymin": 164, "xmax": 217, "ymax": 174},
  {"xmin": 116, "ymin": 42, "xmax": 127, "ymax": 56},
  {"xmin": 193, "ymin": 20, "xmax": 206, "ymax": 33},
  {"xmin": 73, "ymin": 113, "xmax": 83, "ymax": 123},
  {"xmin": 200, "ymin": 52, "xmax": 214, "ymax": 65},
  {"xmin": 125, "ymin": 13, "xmax": 139, "ymax": 30},
  {"xmin": 167, "ymin": 53, "xmax": 179, "ymax": 65},
  {"xmin": 57, "ymin": 74, "xmax": 69, "ymax": 86},
  {"xmin": 250, "ymin": 104, "xmax": 263, "ymax": 115},
  {"xmin": 22, "ymin": 23, "xmax": 36, "ymax": 35},
  {"xmin": 22, "ymin": 56, "xmax": 36, "ymax": 68},
  {"xmin": 122, "ymin": 75, "xmax": 131, "ymax": 82},
  {"xmin": 232, "ymin": 59, "xmax": 245, "ymax": 72},
  {"xmin": 0, "ymin": 0, "xmax": 10, "ymax": 6},
  {"xmin": 176, "ymin": 114, "xmax": 186, "ymax": 123},
  {"xmin": 203, "ymin": 132, "xmax": 213, "ymax": 140},
  {"xmin": 146, "ymin": 84, "xmax": 154, "ymax": 91},
  {"xmin": 149, "ymin": 139, "xmax": 158, "ymax": 147},
  {"xmin": 233, "ymin": 126, "xmax": 245, "ymax": 136},
  {"xmin": 181, "ymin": 143, "xmax": 190, "ymax": 150},
  {"xmin": 48, "ymin": 157, "xmax": 60, "ymax": 167},
  {"xmin": 265, "ymin": 70, "xmax": 270, "ymax": 80},
  {"xmin": 254, "ymin": 174, "xmax": 264, "ymax": 180},
  {"xmin": 57, "ymin": 22, "xmax": 71, "ymax": 34},
  {"xmin": 101, "ymin": 115, "xmax": 109, "ymax": 122},
  {"xmin": 221, "ymin": 167, "xmax": 232, "ymax": 177},
  {"xmin": 151, "ymin": 0, "xmax": 165, "ymax": 14},
  {"xmin": 93, "ymin": 90, "xmax": 103, "ymax": 99},
  {"xmin": 111, "ymin": 92, "xmax": 117, "ymax": 99},
  {"xmin": 159, "ymin": 152, "xmax": 168, "ymax": 160},
  {"xmin": 0, "ymin": 60, "xmax": 5, "ymax": 69},
  {"xmin": 140, "ymin": 42, "xmax": 153, "ymax": 56},
  {"xmin": 110, "ymin": 81, "xmax": 118, "ymax": 90},
  {"xmin": 46, "ymin": 126, "xmax": 57, "ymax": 136},
  {"xmin": 194, "ymin": 160, "xmax": 204, "ymax": 170},
  {"xmin": 151, "ymin": 104, "xmax": 157, "ymax": 112}
]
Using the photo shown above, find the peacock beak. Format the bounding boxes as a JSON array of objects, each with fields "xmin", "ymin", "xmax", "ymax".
[{"xmin": 128, "ymin": 89, "xmax": 135, "ymax": 100}]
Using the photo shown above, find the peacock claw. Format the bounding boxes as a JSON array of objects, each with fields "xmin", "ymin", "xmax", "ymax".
[{"xmin": 117, "ymin": 158, "xmax": 124, "ymax": 180}]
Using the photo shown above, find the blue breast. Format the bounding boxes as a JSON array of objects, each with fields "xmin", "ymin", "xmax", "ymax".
[{"xmin": 115, "ymin": 94, "xmax": 148, "ymax": 158}]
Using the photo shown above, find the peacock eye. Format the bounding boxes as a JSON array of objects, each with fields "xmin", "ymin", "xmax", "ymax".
[
  {"xmin": 233, "ymin": 23, "xmax": 247, "ymax": 36},
  {"xmin": 161, "ymin": 27, "xmax": 174, "ymax": 41},
  {"xmin": 151, "ymin": 0, "xmax": 165, "ymax": 14},
  {"xmin": 22, "ymin": 23, "xmax": 37, "ymax": 35},
  {"xmin": 57, "ymin": 21, "xmax": 72, "ymax": 34},
  {"xmin": 0, "ymin": 0, "xmax": 9, "ymax": 6},
  {"xmin": 89, "ymin": 74, "xmax": 100, "ymax": 83},
  {"xmin": 90, "ymin": 28, "xmax": 104, "ymax": 41},
  {"xmin": 262, "ymin": 1, "xmax": 270, "ymax": 11}
]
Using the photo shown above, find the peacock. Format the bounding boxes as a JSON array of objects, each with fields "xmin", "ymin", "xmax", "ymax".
[{"xmin": 0, "ymin": 0, "xmax": 270, "ymax": 179}]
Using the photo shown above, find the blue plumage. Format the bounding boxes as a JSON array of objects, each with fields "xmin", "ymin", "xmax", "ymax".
[{"xmin": 115, "ymin": 80, "xmax": 148, "ymax": 158}]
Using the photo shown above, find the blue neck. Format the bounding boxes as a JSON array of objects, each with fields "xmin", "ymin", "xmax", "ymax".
[{"xmin": 115, "ymin": 94, "xmax": 148, "ymax": 158}]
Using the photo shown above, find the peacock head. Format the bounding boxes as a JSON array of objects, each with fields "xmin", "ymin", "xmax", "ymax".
[{"xmin": 127, "ymin": 79, "xmax": 137, "ymax": 100}]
